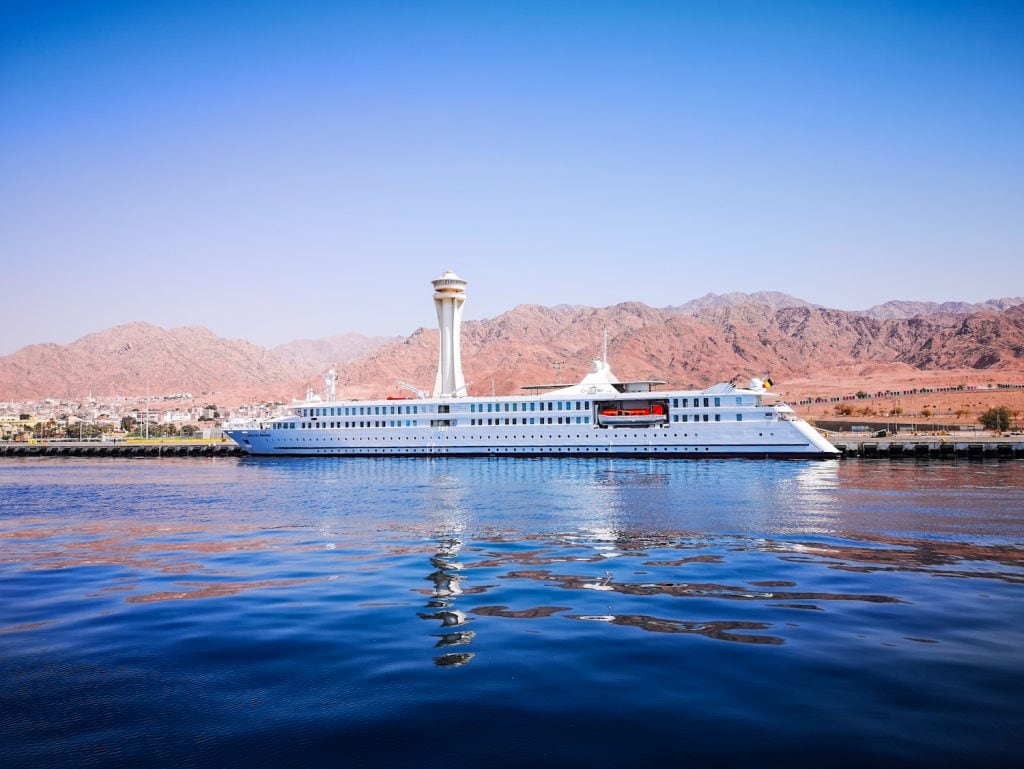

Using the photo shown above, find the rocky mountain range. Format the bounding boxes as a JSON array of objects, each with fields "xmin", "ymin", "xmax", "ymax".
[
  {"xmin": 856, "ymin": 297, "xmax": 1024, "ymax": 320},
  {"xmin": 1, "ymin": 295, "xmax": 1022, "ymax": 403},
  {"xmin": 670, "ymin": 292, "xmax": 1024, "ymax": 319},
  {"xmin": 270, "ymin": 333, "xmax": 401, "ymax": 372}
]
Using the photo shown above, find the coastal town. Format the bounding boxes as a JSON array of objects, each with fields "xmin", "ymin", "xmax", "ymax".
[{"xmin": 0, "ymin": 394, "xmax": 283, "ymax": 443}]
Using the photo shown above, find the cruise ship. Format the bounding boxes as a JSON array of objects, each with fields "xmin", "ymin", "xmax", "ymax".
[{"xmin": 224, "ymin": 271, "xmax": 839, "ymax": 459}]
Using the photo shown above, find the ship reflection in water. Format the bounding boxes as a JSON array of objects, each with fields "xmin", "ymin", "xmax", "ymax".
[
  {"xmin": 419, "ymin": 531, "xmax": 476, "ymax": 667},
  {"xmin": 1, "ymin": 458, "xmax": 1023, "ymax": 768}
]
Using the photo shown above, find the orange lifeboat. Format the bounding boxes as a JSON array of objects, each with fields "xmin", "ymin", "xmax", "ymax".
[{"xmin": 597, "ymin": 403, "xmax": 669, "ymax": 426}]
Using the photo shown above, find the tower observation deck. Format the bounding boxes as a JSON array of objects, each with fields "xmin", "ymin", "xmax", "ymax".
[{"xmin": 432, "ymin": 270, "xmax": 468, "ymax": 397}]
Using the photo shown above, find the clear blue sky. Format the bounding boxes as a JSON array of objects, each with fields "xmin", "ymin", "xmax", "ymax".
[{"xmin": 1, "ymin": 0, "xmax": 1022, "ymax": 353}]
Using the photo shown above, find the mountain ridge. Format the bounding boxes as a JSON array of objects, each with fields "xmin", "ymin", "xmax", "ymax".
[{"xmin": 1, "ymin": 297, "xmax": 1022, "ymax": 402}]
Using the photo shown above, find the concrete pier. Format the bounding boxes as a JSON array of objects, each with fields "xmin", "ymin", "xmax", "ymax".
[
  {"xmin": 0, "ymin": 442, "xmax": 244, "ymax": 458},
  {"xmin": 828, "ymin": 436, "xmax": 1024, "ymax": 459}
]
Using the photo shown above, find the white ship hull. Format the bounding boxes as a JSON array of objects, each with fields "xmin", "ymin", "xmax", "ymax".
[{"xmin": 225, "ymin": 391, "xmax": 839, "ymax": 459}]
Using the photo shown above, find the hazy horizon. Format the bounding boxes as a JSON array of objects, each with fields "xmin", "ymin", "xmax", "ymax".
[{"xmin": 3, "ymin": 1, "xmax": 1022, "ymax": 355}]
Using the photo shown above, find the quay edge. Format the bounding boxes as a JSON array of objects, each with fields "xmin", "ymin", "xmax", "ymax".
[
  {"xmin": 830, "ymin": 437, "xmax": 1024, "ymax": 459},
  {"xmin": 0, "ymin": 442, "xmax": 244, "ymax": 458}
]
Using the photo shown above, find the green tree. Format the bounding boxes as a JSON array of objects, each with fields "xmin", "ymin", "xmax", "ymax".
[
  {"xmin": 980, "ymin": 406, "xmax": 1012, "ymax": 432},
  {"xmin": 121, "ymin": 415, "xmax": 137, "ymax": 433},
  {"xmin": 180, "ymin": 424, "xmax": 198, "ymax": 437},
  {"xmin": 81, "ymin": 423, "xmax": 104, "ymax": 439}
]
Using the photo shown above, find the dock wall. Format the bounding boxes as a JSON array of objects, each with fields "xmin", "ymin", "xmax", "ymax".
[
  {"xmin": 830, "ymin": 439, "xmax": 1024, "ymax": 459},
  {"xmin": 0, "ymin": 442, "xmax": 244, "ymax": 458}
]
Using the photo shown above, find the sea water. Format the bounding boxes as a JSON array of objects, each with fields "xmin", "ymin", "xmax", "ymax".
[{"xmin": 1, "ymin": 457, "xmax": 1022, "ymax": 768}]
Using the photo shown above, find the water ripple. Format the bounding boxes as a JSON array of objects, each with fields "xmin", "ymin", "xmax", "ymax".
[{"xmin": 2, "ymin": 457, "xmax": 1023, "ymax": 769}]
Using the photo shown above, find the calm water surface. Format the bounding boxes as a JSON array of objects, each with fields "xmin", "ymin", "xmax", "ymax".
[{"xmin": 1, "ymin": 457, "xmax": 1022, "ymax": 768}]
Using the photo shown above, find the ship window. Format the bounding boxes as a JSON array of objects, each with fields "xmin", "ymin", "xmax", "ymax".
[
  {"xmin": 548, "ymin": 403, "xmax": 554, "ymax": 411},
  {"xmin": 715, "ymin": 398, "xmax": 721, "ymax": 407},
  {"xmin": 584, "ymin": 416, "xmax": 590, "ymax": 424},
  {"xmin": 530, "ymin": 403, "xmax": 536, "ymax": 411},
  {"xmin": 576, "ymin": 401, "xmax": 582, "ymax": 410},
  {"xmin": 487, "ymin": 403, "xmax": 493, "ymax": 412},
  {"xmin": 682, "ymin": 415, "xmax": 688, "ymax": 422},
  {"xmin": 503, "ymin": 403, "xmax": 508, "ymax": 411},
  {"xmin": 505, "ymin": 418, "xmax": 510, "ymax": 425},
  {"xmin": 512, "ymin": 403, "xmax": 518, "ymax": 411},
  {"xmin": 673, "ymin": 415, "xmax": 678, "ymax": 422},
  {"xmin": 703, "ymin": 398, "xmax": 709, "ymax": 407},
  {"xmin": 715, "ymin": 414, "xmax": 721, "ymax": 421},
  {"xmin": 735, "ymin": 397, "xmax": 742, "ymax": 405},
  {"xmin": 672, "ymin": 399, "xmax": 678, "ymax": 408},
  {"xmin": 529, "ymin": 418, "xmax": 535, "ymax": 425},
  {"xmin": 576, "ymin": 417, "xmax": 582, "ymax": 424},
  {"xmin": 736, "ymin": 414, "xmax": 743, "ymax": 421},
  {"xmin": 682, "ymin": 398, "xmax": 689, "ymax": 407},
  {"xmin": 703, "ymin": 414, "xmax": 709, "ymax": 422}
]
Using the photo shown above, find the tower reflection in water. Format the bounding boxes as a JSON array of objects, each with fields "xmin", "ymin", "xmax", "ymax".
[{"xmin": 419, "ymin": 531, "xmax": 475, "ymax": 667}]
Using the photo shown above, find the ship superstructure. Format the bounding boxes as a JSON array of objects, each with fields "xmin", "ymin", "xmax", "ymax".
[{"xmin": 224, "ymin": 271, "xmax": 839, "ymax": 459}]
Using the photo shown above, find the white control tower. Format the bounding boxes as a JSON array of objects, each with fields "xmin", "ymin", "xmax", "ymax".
[{"xmin": 432, "ymin": 270, "xmax": 468, "ymax": 398}]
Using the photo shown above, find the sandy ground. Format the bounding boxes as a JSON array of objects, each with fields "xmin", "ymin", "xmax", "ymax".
[{"xmin": 777, "ymin": 368, "xmax": 1024, "ymax": 427}]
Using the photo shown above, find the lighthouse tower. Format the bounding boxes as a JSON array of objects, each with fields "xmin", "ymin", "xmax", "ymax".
[{"xmin": 432, "ymin": 270, "xmax": 468, "ymax": 398}]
